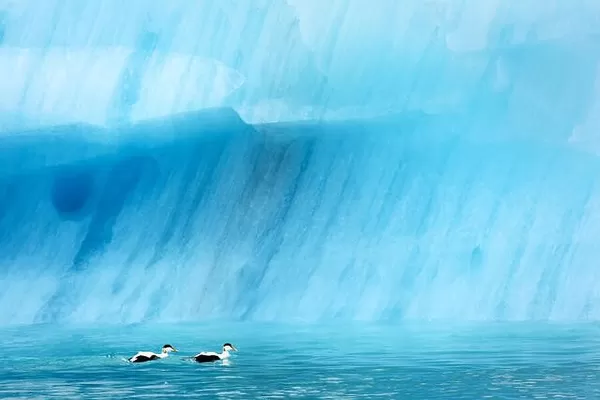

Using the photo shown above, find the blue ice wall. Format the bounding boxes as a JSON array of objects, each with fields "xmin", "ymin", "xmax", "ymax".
[
  {"xmin": 2, "ymin": 109, "xmax": 600, "ymax": 324},
  {"xmin": 1, "ymin": 1, "xmax": 600, "ymax": 324}
]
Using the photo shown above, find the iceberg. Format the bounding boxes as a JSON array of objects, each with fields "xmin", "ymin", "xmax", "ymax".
[{"xmin": 0, "ymin": 0, "xmax": 599, "ymax": 324}]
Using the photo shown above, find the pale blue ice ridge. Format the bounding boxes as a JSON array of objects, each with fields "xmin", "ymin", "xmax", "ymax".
[
  {"xmin": 1, "ymin": 1, "xmax": 600, "ymax": 325},
  {"xmin": 0, "ymin": 1, "xmax": 599, "ymax": 138}
]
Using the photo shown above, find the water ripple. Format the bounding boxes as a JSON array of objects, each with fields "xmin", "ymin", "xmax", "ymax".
[{"xmin": 0, "ymin": 322, "xmax": 599, "ymax": 399}]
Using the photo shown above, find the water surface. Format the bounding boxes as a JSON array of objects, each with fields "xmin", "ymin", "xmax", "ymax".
[{"xmin": 1, "ymin": 322, "xmax": 599, "ymax": 398}]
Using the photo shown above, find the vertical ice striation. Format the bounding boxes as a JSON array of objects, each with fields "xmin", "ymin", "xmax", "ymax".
[
  {"xmin": 0, "ymin": 1, "xmax": 600, "ymax": 324},
  {"xmin": 0, "ymin": 0, "xmax": 598, "ymax": 133},
  {"xmin": 1, "ymin": 110, "xmax": 600, "ymax": 324}
]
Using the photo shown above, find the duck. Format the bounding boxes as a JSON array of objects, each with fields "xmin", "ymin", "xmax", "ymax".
[
  {"xmin": 192, "ymin": 343, "xmax": 237, "ymax": 363},
  {"xmin": 128, "ymin": 344, "xmax": 177, "ymax": 363}
]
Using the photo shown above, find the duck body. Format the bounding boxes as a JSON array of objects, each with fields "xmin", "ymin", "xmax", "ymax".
[
  {"xmin": 128, "ymin": 344, "xmax": 177, "ymax": 363},
  {"xmin": 193, "ymin": 343, "xmax": 237, "ymax": 363},
  {"xmin": 129, "ymin": 351, "xmax": 164, "ymax": 363},
  {"xmin": 193, "ymin": 352, "xmax": 223, "ymax": 363}
]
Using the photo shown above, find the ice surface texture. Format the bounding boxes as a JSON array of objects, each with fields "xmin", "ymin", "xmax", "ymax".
[
  {"xmin": 1, "ymin": 109, "xmax": 600, "ymax": 324},
  {"xmin": 0, "ymin": 0, "xmax": 599, "ymax": 138},
  {"xmin": 0, "ymin": 1, "xmax": 600, "ymax": 324}
]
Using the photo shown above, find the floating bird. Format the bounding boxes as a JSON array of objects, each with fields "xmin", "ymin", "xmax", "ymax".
[
  {"xmin": 192, "ymin": 343, "xmax": 238, "ymax": 363},
  {"xmin": 128, "ymin": 344, "xmax": 177, "ymax": 363}
]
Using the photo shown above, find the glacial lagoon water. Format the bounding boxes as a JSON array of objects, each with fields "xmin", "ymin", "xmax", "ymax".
[{"xmin": 1, "ymin": 322, "xmax": 599, "ymax": 399}]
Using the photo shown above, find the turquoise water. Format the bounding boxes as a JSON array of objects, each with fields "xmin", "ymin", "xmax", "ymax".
[{"xmin": 1, "ymin": 323, "xmax": 599, "ymax": 399}]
